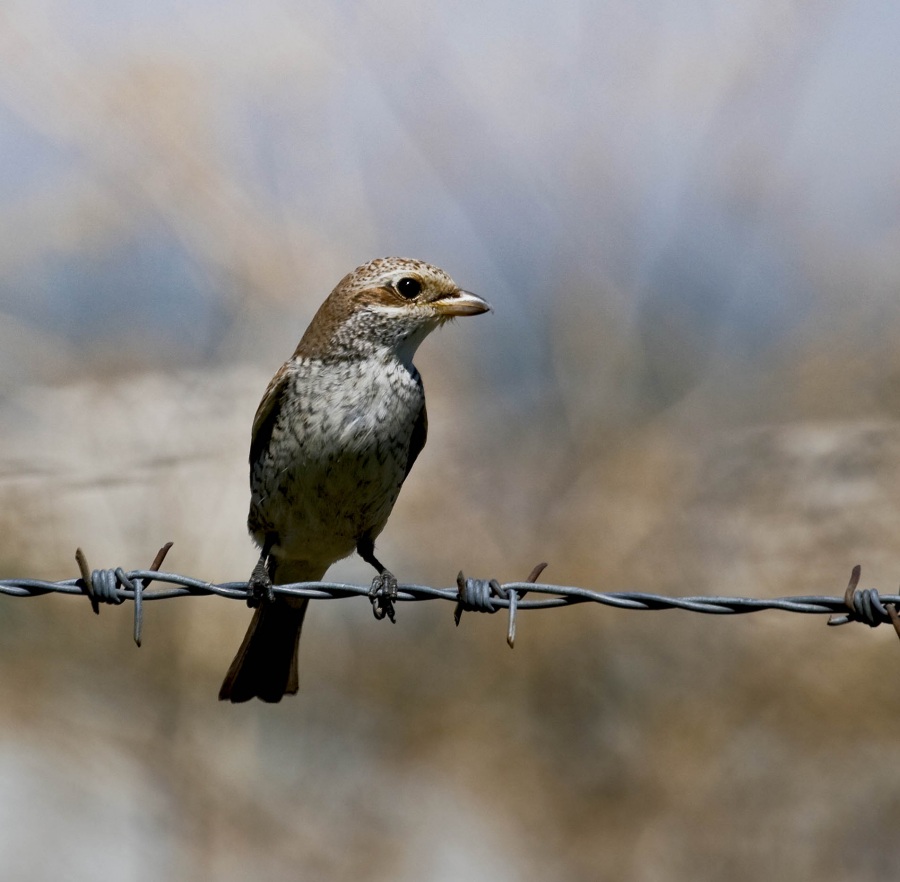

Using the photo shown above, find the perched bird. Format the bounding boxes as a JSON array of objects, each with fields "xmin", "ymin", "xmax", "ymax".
[{"xmin": 219, "ymin": 257, "xmax": 490, "ymax": 702}]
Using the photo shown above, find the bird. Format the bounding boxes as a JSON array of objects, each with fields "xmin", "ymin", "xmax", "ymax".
[{"xmin": 219, "ymin": 257, "xmax": 490, "ymax": 702}]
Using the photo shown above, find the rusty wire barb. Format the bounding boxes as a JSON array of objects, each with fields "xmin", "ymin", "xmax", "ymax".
[{"xmin": 2, "ymin": 544, "xmax": 900, "ymax": 649}]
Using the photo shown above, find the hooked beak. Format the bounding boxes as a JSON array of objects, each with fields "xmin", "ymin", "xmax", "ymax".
[{"xmin": 433, "ymin": 289, "xmax": 491, "ymax": 317}]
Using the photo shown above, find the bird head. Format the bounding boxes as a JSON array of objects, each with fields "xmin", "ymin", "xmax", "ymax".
[{"xmin": 296, "ymin": 257, "xmax": 491, "ymax": 364}]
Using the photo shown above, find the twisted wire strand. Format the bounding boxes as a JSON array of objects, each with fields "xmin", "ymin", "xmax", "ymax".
[
  {"xmin": 6, "ymin": 571, "xmax": 900, "ymax": 614},
  {"xmin": 6, "ymin": 568, "xmax": 896, "ymax": 611},
  {"xmin": 1, "ymin": 547, "xmax": 898, "ymax": 649}
]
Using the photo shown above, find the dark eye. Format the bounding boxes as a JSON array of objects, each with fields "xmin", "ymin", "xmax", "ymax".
[{"xmin": 396, "ymin": 277, "xmax": 421, "ymax": 299}]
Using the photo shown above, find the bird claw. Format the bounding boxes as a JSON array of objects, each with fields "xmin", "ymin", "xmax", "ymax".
[
  {"xmin": 247, "ymin": 557, "xmax": 275, "ymax": 608},
  {"xmin": 369, "ymin": 571, "xmax": 398, "ymax": 623}
]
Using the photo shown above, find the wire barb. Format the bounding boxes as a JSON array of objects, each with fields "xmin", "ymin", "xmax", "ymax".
[
  {"xmin": 72, "ymin": 543, "xmax": 175, "ymax": 646},
  {"xmin": 827, "ymin": 564, "xmax": 900, "ymax": 641},
  {"xmin": 505, "ymin": 561, "xmax": 549, "ymax": 648},
  {"xmin": 132, "ymin": 542, "xmax": 174, "ymax": 646},
  {"xmin": 74, "ymin": 547, "xmax": 100, "ymax": 615},
  {"xmin": 453, "ymin": 571, "xmax": 502, "ymax": 623}
]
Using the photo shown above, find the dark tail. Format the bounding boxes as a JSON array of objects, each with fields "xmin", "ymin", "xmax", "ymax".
[{"xmin": 218, "ymin": 599, "xmax": 309, "ymax": 703}]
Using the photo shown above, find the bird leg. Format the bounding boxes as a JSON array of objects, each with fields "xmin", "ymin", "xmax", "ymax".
[
  {"xmin": 247, "ymin": 535, "xmax": 277, "ymax": 608},
  {"xmin": 357, "ymin": 536, "xmax": 398, "ymax": 623}
]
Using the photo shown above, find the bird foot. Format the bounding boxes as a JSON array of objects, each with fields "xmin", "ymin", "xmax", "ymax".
[
  {"xmin": 247, "ymin": 556, "xmax": 275, "ymax": 608},
  {"xmin": 368, "ymin": 571, "xmax": 398, "ymax": 623}
]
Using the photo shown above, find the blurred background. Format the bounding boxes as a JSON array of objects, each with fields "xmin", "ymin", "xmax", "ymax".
[{"xmin": 2, "ymin": 0, "xmax": 900, "ymax": 879}]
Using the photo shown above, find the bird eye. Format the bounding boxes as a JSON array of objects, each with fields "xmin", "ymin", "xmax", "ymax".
[{"xmin": 396, "ymin": 277, "xmax": 421, "ymax": 299}]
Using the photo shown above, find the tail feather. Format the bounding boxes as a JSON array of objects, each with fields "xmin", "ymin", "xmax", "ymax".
[{"xmin": 218, "ymin": 599, "xmax": 309, "ymax": 703}]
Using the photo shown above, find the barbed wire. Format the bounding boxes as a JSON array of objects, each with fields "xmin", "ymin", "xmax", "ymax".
[{"xmin": 1, "ymin": 544, "xmax": 899, "ymax": 649}]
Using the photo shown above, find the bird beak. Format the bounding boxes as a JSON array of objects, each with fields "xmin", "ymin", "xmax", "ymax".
[{"xmin": 433, "ymin": 289, "xmax": 491, "ymax": 317}]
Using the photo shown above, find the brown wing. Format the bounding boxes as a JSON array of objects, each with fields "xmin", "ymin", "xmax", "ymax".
[{"xmin": 249, "ymin": 361, "xmax": 292, "ymax": 468}]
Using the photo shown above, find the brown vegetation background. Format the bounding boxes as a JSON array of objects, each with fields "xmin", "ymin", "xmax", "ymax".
[{"xmin": 2, "ymin": 2, "xmax": 900, "ymax": 879}]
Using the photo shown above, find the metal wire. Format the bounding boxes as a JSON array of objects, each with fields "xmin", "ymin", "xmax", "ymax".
[{"xmin": 2, "ymin": 547, "xmax": 898, "ymax": 648}]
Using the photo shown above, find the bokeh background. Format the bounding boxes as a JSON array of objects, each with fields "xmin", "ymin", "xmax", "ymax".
[{"xmin": 2, "ymin": 1, "xmax": 900, "ymax": 879}]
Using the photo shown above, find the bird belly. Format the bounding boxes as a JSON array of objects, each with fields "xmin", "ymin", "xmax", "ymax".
[{"xmin": 248, "ymin": 358, "xmax": 423, "ymax": 568}]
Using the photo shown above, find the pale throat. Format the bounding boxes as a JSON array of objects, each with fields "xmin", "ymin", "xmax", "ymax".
[
  {"xmin": 391, "ymin": 323, "xmax": 436, "ymax": 368},
  {"xmin": 337, "ymin": 307, "xmax": 441, "ymax": 370}
]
